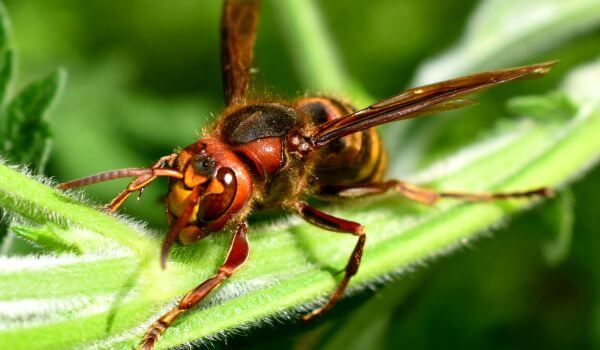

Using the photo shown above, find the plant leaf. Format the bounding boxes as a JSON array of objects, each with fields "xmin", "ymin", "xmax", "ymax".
[
  {"xmin": 413, "ymin": 0, "xmax": 600, "ymax": 84},
  {"xmin": 0, "ymin": 50, "xmax": 13, "ymax": 107},
  {"xmin": 11, "ymin": 224, "xmax": 83, "ymax": 254},
  {"xmin": 0, "ymin": 0, "xmax": 12, "ymax": 109},
  {"xmin": 0, "ymin": 1, "xmax": 9, "ymax": 53},
  {"xmin": 1, "ymin": 56, "xmax": 599, "ymax": 349},
  {"xmin": 271, "ymin": 0, "xmax": 373, "ymax": 106},
  {"xmin": 1, "ymin": 69, "xmax": 66, "ymax": 174},
  {"xmin": 0, "ymin": 68, "xmax": 67, "ymax": 248},
  {"xmin": 316, "ymin": 276, "xmax": 423, "ymax": 350},
  {"xmin": 0, "ymin": 1, "xmax": 64, "ymax": 248},
  {"xmin": 507, "ymin": 92, "xmax": 577, "ymax": 121},
  {"xmin": 385, "ymin": 0, "xmax": 600, "ymax": 173},
  {"xmin": 539, "ymin": 188, "xmax": 575, "ymax": 266}
]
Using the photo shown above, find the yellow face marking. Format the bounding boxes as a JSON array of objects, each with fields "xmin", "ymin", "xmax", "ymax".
[
  {"xmin": 167, "ymin": 181, "xmax": 199, "ymax": 222},
  {"xmin": 184, "ymin": 165, "xmax": 209, "ymax": 188},
  {"xmin": 205, "ymin": 178, "xmax": 225, "ymax": 195},
  {"xmin": 176, "ymin": 150, "xmax": 192, "ymax": 171}
]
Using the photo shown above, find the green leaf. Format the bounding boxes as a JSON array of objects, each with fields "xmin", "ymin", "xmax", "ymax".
[
  {"xmin": 507, "ymin": 92, "xmax": 577, "ymax": 120},
  {"xmin": 561, "ymin": 55, "xmax": 600, "ymax": 105},
  {"xmin": 539, "ymin": 189, "xmax": 575, "ymax": 266},
  {"xmin": 316, "ymin": 276, "xmax": 423, "ymax": 350},
  {"xmin": 1, "ymin": 69, "xmax": 66, "ymax": 174},
  {"xmin": 11, "ymin": 224, "xmax": 83, "ymax": 254},
  {"xmin": 0, "ymin": 1, "xmax": 12, "ymax": 108},
  {"xmin": 0, "ymin": 1, "xmax": 10, "ymax": 53},
  {"xmin": 0, "ymin": 57, "xmax": 599, "ymax": 349},
  {"xmin": 0, "ymin": 3, "xmax": 42, "ymax": 249},
  {"xmin": 0, "ymin": 69, "xmax": 66, "ymax": 247},
  {"xmin": 413, "ymin": 0, "xmax": 600, "ymax": 83},
  {"xmin": 386, "ymin": 0, "xmax": 600, "ymax": 172},
  {"xmin": 271, "ymin": 0, "xmax": 372, "ymax": 106},
  {"xmin": 0, "ymin": 50, "xmax": 13, "ymax": 106}
]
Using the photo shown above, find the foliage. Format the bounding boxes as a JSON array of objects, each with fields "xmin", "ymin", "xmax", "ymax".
[
  {"xmin": 0, "ymin": 1, "xmax": 65, "ymax": 247},
  {"xmin": 0, "ymin": 0, "xmax": 599, "ymax": 349}
]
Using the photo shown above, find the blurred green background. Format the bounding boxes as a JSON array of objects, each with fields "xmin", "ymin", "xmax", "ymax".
[{"xmin": 3, "ymin": 0, "xmax": 599, "ymax": 349}]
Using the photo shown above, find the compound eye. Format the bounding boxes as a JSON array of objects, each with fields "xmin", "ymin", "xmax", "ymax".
[
  {"xmin": 192, "ymin": 154, "xmax": 216, "ymax": 177},
  {"xmin": 197, "ymin": 168, "xmax": 237, "ymax": 223},
  {"xmin": 184, "ymin": 153, "xmax": 216, "ymax": 188}
]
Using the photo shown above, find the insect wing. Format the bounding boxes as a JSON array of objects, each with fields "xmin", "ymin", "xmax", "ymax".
[
  {"xmin": 221, "ymin": 0, "xmax": 261, "ymax": 105},
  {"xmin": 312, "ymin": 62, "xmax": 556, "ymax": 147}
]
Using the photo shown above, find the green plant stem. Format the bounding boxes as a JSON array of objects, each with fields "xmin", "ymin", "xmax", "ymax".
[
  {"xmin": 0, "ymin": 164, "xmax": 155, "ymax": 256},
  {"xmin": 0, "ymin": 92, "xmax": 598, "ymax": 349},
  {"xmin": 0, "ymin": 257, "xmax": 136, "ymax": 300},
  {"xmin": 1, "ymin": 2, "xmax": 600, "ymax": 348},
  {"xmin": 271, "ymin": 0, "xmax": 373, "ymax": 105}
]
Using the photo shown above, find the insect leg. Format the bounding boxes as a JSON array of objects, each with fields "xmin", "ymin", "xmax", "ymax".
[
  {"xmin": 58, "ymin": 154, "xmax": 179, "ymax": 212},
  {"xmin": 293, "ymin": 201, "xmax": 365, "ymax": 322},
  {"xmin": 320, "ymin": 180, "xmax": 553, "ymax": 205},
  {"xmin": 106, "ymin": 154, "xmax": 179, "ymax": 211},
  {"xmin": 138, "ymin": 222, "xmax": 250, "ymax": 350}
]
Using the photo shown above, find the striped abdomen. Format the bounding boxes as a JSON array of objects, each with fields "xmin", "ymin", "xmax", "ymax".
[{"xmin": 295, "ymin": 97, "xmax": 387, "ymax": 188}]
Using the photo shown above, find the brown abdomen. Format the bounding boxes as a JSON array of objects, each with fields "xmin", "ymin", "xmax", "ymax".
[{"xmin": 294, "ymin": 97, "xmax": 387, "ymax": 187}]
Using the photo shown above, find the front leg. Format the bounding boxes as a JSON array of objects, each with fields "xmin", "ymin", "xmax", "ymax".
[
  {"xmin": 293, "ymin": 201, "xmax": 365, "ymax": 321},
  {"xmin": 138, "ymin": 222, "xmax": 250, "ymax": 350},
  {"xmin": 106, "ymin": 154, "xmax": 178, "ymax": 211},
  {"xmin": 57, "ymin": 153, "xmax": 179, "ymax": 212}
]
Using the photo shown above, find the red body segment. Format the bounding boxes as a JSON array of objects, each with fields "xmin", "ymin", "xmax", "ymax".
[{"xmin": 234, "ymin": 136, "xmax": 283, "ymax": 178}]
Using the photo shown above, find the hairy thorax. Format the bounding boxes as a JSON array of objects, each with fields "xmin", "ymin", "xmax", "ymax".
[{"xmin": 211, "ymin": 98, "xmax": 388, "ymax": 210}]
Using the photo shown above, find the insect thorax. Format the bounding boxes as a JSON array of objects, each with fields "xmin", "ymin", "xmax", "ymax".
[{"xmin": 217, "ymin": 103, "xmax": 301, "ymax": 144}]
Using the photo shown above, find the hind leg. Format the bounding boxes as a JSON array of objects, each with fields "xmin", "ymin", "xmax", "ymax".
[
  {"xmin": 293, "ymin": 201, "xmax": 365, "ymax": 321},
  {"xmin": 319, "ymin": 180, "xmax": 553, "ymax": 205}
]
